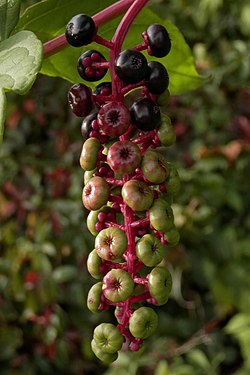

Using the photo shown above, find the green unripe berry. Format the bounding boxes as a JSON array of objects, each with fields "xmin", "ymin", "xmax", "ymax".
[
  {"xmin": 91, "ymin": 339, "xmax": 118, "ymax": 364},
  {"xmin": 136, "ymin": 234, "xmax": 164, "ymax": 267},
  {"xmin": 93, "ymin": 323, "xmax": 123, "ymax": 353},
  {"xmin": 148, "ymin": 266, "xmax": 172, "ymax": 306},
  {"xmin": 87, "ymin": 282, "xmax": 103, "ymax": 313},
  {"xmin": 87, "ymin": 249, "xmax": 103, "ymax": 279},
  {"xmin": 129, "ymin": 307, "xmax": 158, "ymax": 339}
]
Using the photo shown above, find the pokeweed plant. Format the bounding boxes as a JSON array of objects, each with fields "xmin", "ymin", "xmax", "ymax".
[{"xmin": 0, "ymin": 0, "xmax": 206, "ymax": 365}]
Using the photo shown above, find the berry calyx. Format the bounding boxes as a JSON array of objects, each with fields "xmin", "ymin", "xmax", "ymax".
[
  {"xmin": 146, "ymin": 24, "xmax": 171, "ymax": 58},
  {"xmin": 68, "ymin": 83, "xmax": 93, "ymax": 117},
  {"xmin": 78, "ymin": 50, "xmax": 108, "ymax": 82},
  {"xmin": 65, "ymin": 14, "xmax": 96, "ymax": 47},
  {"xmin": 130, "ymin": 98, "xmax": 161, "ymax": 131},
  {"xmin": 115, "ymin": 49, "xmax": 148, "ymax": 84}
]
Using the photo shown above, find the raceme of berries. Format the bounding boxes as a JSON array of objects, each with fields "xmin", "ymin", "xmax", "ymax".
[{"xmin": 65, "ymin": 2, "xmax": 181, "ymax": 363}]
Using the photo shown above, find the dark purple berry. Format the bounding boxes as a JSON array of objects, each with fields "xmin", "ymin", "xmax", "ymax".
[
  {"xmin": 146, "ymin": 24, "xmax": 171, "ymax": 58},
  {"xmin": 93, "ymin": 82, "xmax": 112, "ymax": 96},
  {"xmin": 68, "ymin": 83, "xmax": 93, "ymax": 117},
  {"xmin": 145, "ymin": 61, "xmax": 169, "ymax": 95},
  {"xmin": 115, "ymin": 50, "xmax": 148, "ymax": 84},
  {"xmin": 130, "ymin": 98, "xmax": 161, "ymax": 131},
  {"xmin": 65, "ymin": 14, "xmax": 96, "ymax": 47},
  {"xmin": 77, "ymin": 50, "xmax": 108, "ymax": 82},
  {"xmin": 81, "ymin": 110, "xmax": 98, "ymax": 140}
]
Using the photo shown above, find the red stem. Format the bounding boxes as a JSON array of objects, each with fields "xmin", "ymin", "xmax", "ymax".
[{"xmin": 43, "ymin": 0, "xmax": 135, "ymax": 57}]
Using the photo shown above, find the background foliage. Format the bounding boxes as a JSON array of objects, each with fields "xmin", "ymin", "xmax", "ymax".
[{"xmin": 0, "ymin": 0, "xmax": 250, "ymax": 374}]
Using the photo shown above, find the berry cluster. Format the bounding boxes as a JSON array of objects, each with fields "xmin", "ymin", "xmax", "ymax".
[{"xmin": 65, "ymin": 7, "xmax": 180, "ymax": 364}]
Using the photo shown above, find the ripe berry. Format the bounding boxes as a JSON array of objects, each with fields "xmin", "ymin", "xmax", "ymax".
[
  {"xmin": 115, "ymin": 49, "xmax": 148, "ymax": 84},
  {"xmin": 130, "ymin": 98, "xmax": 161, "ymax": 131},
  {"xmin": 78, "ymin": 50, "xmax": 108, "ymax": 82},
  {"xmin": 145, "ymin": 61, "xmax": 169, "ymax": 95},
  {"xmin": 68, "ymin": 83, "xmax": 93, "ymax": 117},
  {"xmin": 65, "ymin": 14, "xmax": 96, "ymax": 47},
  {"xmin": 98, "ymin": 102, "xmax": 130, "ymax": 137},
  {"xmin": 81, "ymin": 110, "xmax": 98, "ymax": 140},
  {"xmin": 93, "ymin": 82, "xmax": 112, "ymax": 96},
  {"xmin": 146, "ymin": 24, "xmax": 171, "ymax": 57}
]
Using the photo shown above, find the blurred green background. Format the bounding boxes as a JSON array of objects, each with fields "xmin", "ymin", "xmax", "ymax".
[{"xmin": 0, "ymin": 0, "xmax": 250, "ymax": 374}]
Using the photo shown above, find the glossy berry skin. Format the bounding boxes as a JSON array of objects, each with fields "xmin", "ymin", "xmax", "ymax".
[
  {"xmin": 102, "ymin": 269, "xmax": 134, "ymax": 303},
  {"xmin": 87, "ymin": 249, "xmax": 103, "ymax": 279},
  {"xmin": 78, "ymin": 50, "xmax": 108, "ymax": 82},
  {"xmin": 95, "ymin": 227, "xmax": 128, "ymax": 261},
  {"xmin": 141, "ymin": 149, "xmax": 169, "ymax": 184},
  {"xmin": 107, "ymin": 141, "xmax": 142, "ymax": 175},
  {"xmin": 68, "ymin": 83, "xmax": 93, "ymax": 117},
  {"xmin": 82, "ymin": 176, "xmax": 109, "ymax": 211},
  {"xmin": 121, "ymin": 180, "xmax": 153, "ymax": 212},
  {"xmin": 130, "ymin": 98, "xmax": 161, "ymax": 131},
  {"xmin": 145, "ymin": 61, "xmax": 169, "ymax": 95},
  {"xmin": 81, "ymin": 110, "xmax": 98, "ymax": 140},
  {"xmin": 87, "ymin": 282, "xmax": 103, "ymax": 313},
  {"xmin": 65, "ymin": 14, "xmax": 96, "ymax": 47},
  {"xmin": 115, "ymin": 49, "xmax": 148, "ymax": 84},
  {"xmin": 148, "ymin": 266, "xmax": 172, "ymax": 305},
  {"xmin": 93, "ymin": 323, "xmax": 123, "ymax": 354},
  {"xmin": 157, "ymin": 115, "xmax": 176, "ymax": 147},
  {"xmin": 129, "ymin": 307, "xmax": 158, "ymax": 339},
  {"xmin": 136, "ymin": 234, "xmax": 164, "ymax": 267},
  {"xmin": 149, "ymin": 198, "xmax": 174, "ymax": 233},
  {"xmin": 146, "ymin": 24, "xmax": 171, "ymax": 58},
  {"xmin": 98, "ymin": 102, "xmax": 130, "ymax": 137},
  {"xmin": 93, "ymin": 82, "xmax": 112, "ymax": 96},
  {"xmin": 80, "ymin": 137, "xmax": 101, "ymax": 171}
]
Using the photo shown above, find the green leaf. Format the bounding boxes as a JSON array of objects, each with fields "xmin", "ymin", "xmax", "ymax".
[
  {"xmin": 0, "ymin": 88, "xmax": 6, "ymax": 143},
  {"xmin": 0, "ymin": 0, "xmax": 21, "ymax": 41},
  {"xmin": 16, "ymin": 0, "xmax": 205, "ymax": 95},
  {"xmin": 0, "ymin": 30, "xmax": 42, "ymax": 145},
  {"xmin": 0, "ymin": 30, "xmax": 43, "ymax": 94}
]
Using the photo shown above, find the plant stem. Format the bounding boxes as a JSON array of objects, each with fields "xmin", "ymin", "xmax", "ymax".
[{"xmin": 43, "ymin": 0, "xmax": 135, "ymax": 57}]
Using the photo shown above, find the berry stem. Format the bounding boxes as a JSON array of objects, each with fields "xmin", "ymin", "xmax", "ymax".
[
  {"xmin": 109, "ymin": 0, "xmax": 149, "ymax": 100},
  {"xmin": 93, "ymin": 35, "xmax": 114, "ymax": 50},
  {"xmin": 43, "ymin": 0, "xmax": 135, "ymax": 57}
]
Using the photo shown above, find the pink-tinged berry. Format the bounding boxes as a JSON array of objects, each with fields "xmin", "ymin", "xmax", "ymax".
[
  {"xmin": 87, "ymin": 282, "xmax": 103, "ymax": 313},
  {"xmin": 98, "ymin": 102, "xmax": 130, "ymax": 137},
  {"xmin": 102, "ymin": 269, "xmax": 134, "ymax": 302},
  {"xmin": 141, "ymin": 149, "xmax": 169, "ymax": 184},
  {"xmin": 82, "ymin": 176, "xmax": 109, "ymax": 211},
  {"xmin": 95, "ymin": 227, "xmax": 128, "ymax": 261},
  {"xmin": 80, "ymin": 137, "xmax": 101, "ymax": 171},
  {"xmin": 107, "ymin": 141, "xmax": 142, "ymax": 175},
  {"xmin": 121, "ymin": 180, "xmax": 153, "ymax": 211}
]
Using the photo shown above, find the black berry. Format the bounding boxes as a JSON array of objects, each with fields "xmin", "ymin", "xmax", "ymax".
[
  {"xmin": 68, "ymin": 83, "xmax": 93, "ymax": 117},
  {"xmin": 115, "ymin": 50, "xmax": 148, "ymax": 84},
  {"xmin": 81, "ymin": 110, "xmax": 98, "ymax": 140},
  {"xmin": 146, "ymin": 24, "xmax": 171, "ymax": 58},
  {"xmin": 145, "ymin": 61, "xmax": 169, "ymax": 95},
  {"xmin": 93, "ymin": 82, "xmax": 112, "ymax": 96},
  {"xmin": 130, "ymin": 98, "xmax": 161, "ymax": 131},
  {"xmin": 77, "ymin": 50, "xmax": 108, "ymax": 82},
  {"xmin": 65, "ymin": 14, "xmax": 96, "ymax": 47}
]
